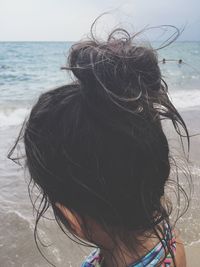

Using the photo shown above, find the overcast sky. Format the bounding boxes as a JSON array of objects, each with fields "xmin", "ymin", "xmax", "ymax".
[{"xmin": 0, "ymin": 0, "xmax": 200, "ymax": 41}]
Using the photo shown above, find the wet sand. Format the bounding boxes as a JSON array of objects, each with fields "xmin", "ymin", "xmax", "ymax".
[
  {"xmin": 179, "ymin": 108, "xmax": 200, "ymax": 267},
  {"xmin": 186, "ymin": 243, "xmax": 200, "ymax": 267}
]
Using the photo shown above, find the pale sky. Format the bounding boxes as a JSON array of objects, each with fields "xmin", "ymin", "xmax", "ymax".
[{"xmin": 0, "ymin": 0, "xmax": 200, "ymax": 41}]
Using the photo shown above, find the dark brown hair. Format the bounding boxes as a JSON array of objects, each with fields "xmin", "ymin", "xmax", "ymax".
[{"xmin": 8, "ymin": 23, "xmax": 190, "ymax": 267}]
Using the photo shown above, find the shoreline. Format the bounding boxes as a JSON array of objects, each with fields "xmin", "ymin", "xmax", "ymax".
[{"xmin": 176, "ymin": 107, "xmax": 200, "ymax": 267}]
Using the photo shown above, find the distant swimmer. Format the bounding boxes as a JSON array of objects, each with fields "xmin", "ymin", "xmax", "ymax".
[
  {"xmin": 162, "ymin": 58, "xmax": 166, "ymax": 64},
  {"xmin": 178, "ymin": 59, "xmax": 182, "ymax": 64}
]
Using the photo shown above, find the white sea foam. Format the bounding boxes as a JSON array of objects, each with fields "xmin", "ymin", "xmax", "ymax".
[
  {"xmin": 7, "ymin": 209, "xmax": 34, "ymax": 228},
  {"xmin": 169, "ymin": 89, "xmax": 200, "ymax": 110},
  {"xmin": 0, "ymin": 107, "xmax": 29, "ymax": 127},
  {"xmin": 0, "ymin": 89, "xmax": 199, "ymax": 128},
  {"xmin": 189, "ymin": 239, "xmax": 200, "ymax": 246}
]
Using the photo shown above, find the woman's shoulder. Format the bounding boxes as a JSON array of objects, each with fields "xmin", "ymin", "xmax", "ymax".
[
  {"xmin": 162, "ymin": 223, "xmax": 186, "ymax": 267},
  {"xmin": 174, "ymin": 233, "xmax": 187, "ymax": 267}
]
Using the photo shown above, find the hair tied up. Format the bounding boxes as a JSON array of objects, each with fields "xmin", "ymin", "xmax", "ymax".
[{"xmin": 65, "ymin": 29, "xmax": 163, "ymax": 107}]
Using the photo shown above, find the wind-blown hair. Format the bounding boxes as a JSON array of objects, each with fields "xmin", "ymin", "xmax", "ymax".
[{"xmin": 8, "ymin": 25, "xmax": 190, "ymax": 267}]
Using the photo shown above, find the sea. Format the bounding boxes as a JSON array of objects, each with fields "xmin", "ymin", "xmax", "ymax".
[{"xmin": 0, "ymin": 41, "xmax": 200, "ymax": 267}]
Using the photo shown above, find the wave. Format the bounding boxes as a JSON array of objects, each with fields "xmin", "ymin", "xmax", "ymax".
[
  {"xmin": 0, "ymin": 89, "xmax": 200, "ymax": 128},
  {"xmin": 0, "ymin": 107, "xmax": 29, "ymax": 127},
  {"xmin": 168, "ymin": 89, "xmax": 200, "ymax": 110}
]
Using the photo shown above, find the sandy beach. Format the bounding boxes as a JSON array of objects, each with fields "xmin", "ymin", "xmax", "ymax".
[
  {"xmin": 176, "ymin": 108, "xmax": 200, "ymax": 267},
  {"xmin": 186, "ymin": 243, "xmax": 200, "ymax": 267}
]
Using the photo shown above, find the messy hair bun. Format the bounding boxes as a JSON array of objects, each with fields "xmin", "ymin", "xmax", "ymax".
[
  {"xmin": 68, "ymin": 29, "xmax": 161, "ymax": 102},
  {"xmin": 66, "ymin": 28, "xmax": 188, "ymax": 139}
]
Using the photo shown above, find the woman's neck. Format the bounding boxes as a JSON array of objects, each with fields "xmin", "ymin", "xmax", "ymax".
[{"xmin": 100, "ymin": 232, "xmax": 161, "ymax": 267}]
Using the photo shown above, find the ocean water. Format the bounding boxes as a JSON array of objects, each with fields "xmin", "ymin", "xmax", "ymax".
[{"xmin": 0, "ymin": 41, "xmax": 200, "ymax": 267}]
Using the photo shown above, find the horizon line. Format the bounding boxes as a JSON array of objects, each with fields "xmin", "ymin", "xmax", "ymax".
[{"xmin": 0, "ymin": 40, "xmax": 199, "ymax": 42}]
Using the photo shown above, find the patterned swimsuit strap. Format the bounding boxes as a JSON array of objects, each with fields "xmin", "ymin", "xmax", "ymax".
[{"xmin": 81, "ymin": 221, "xmax": 176, "ymax": 267}]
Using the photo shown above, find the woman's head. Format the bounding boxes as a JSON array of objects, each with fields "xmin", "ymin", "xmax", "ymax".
[{"xmin": 9, "ymin": 27, "xmax": 189, "ymax": 261}]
